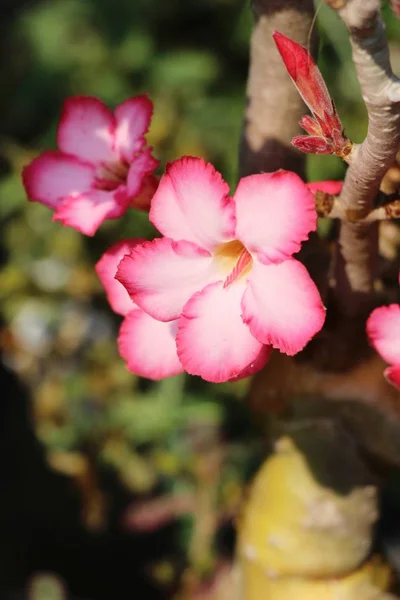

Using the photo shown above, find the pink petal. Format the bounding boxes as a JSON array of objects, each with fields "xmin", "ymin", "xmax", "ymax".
[
  {"xmin": 241, "ymin": 259, "xmax": 325, "ymax": 355},
  {"xmin": 307, "ymin": 180, "xmax": 343, "ymax": 195},
  {"xmin": 127, "ymin": 147, "xmax": 159, "ymax": 200},
  {"xmin": 272, "ymin": 31, "xmax": 333, "ymax": 119},
  {"xmin": 133, "ymin": 175, "xmax": 159, "ymax": 211},
  {"xmin": 149, "ymin": 157, "xmax": 235, "ymax": 251},
  {"xmin": 229, "ymin": 345, "xmax": 272, "ymax": 382},
  {"xmin": 114, "ymin": 95, "xmax": 153, "ymax": 162},
  {"xmin": 53, "ymin": 188, "xmax": 128, "ymax": 236},
  {"xmin": 116, "ymin": 237, "xmax": 217, "ymax": 322},
  {"xmin": 234, "ymin": 171, "xmax": 316, "ymax": 265},
  {"xmin": 367, "ymin": 304, "xmax": 400, "ymax": 365},
  {"xmin": 96, "ymin": 239, "xmax": 145, "ymax": 316},
  {"xmin": 176, "ymin": 281, "xmax": 264, "ymax": 383},
  {"xmin": 385, "ymin": 365, "xmax": 400, "ymax": 389},
  {"xmin": 57, "ymin": 96, "xmax": 116, "ymax": 164},
  {"xmin": 118, "ymin": 310, "xmax": 183, "ymax": 380},
  {"xmin": 22, "ymin": 151, "xmax": 95, "ymax": 209}
]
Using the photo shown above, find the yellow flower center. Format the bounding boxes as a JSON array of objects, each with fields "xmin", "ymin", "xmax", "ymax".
[{"xmin": 214, "ymin": 240, "xmax": 253, "ymax": 288}]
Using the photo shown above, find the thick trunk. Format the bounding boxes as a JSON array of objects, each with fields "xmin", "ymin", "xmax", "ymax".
[{"xmin": 236, "ymin": 1, "xmax": 400, "ymax": 598}]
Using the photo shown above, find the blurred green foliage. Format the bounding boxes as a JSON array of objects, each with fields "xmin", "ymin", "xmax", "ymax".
[{"xmin": 1, "ymin": 0, "xmax": 400, "ymax": 597}]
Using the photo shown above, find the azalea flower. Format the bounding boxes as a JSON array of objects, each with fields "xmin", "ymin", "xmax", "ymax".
[
  {"xmin": 273, "ymin": 31, "xmax": 352, "ymax": 160},
  {"xmin": 367, "ymin": 303, "xmax": 400, "ymax": 389},
  {"xmin": 95, "ymin": 240, "xmax": 183, "ymax": 380},
  {"xmin": 22, "ymin": 95, "xmax": 159, "ymax": 236},
  {"xmin": 115, "ymin": 157, "xmax": 326, "ymax": 383}
]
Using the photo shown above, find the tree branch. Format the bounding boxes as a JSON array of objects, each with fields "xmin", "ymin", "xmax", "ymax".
[
  {"xmin": 239, "ymin": 0, "xmax": 316, "ymax": 178},
  {"xmin": 326, "ymin": 0, "xmax": 400, "ymax": 315},
  {"xmin": 315, "ymin": 190, "xmax": 400, "ymax": 221}
]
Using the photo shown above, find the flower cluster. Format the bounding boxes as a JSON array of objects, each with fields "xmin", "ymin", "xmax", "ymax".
[
  {"xmin": 23, "ymin": 96, "xmax": 158, "ymax": 236},
  {"xmin": 22, "ymin": 93, "xmax": 328, "ymax": 383},
  {"xmin": 104, "ymin": 157, "xmax": 325, "ymax": 382}
]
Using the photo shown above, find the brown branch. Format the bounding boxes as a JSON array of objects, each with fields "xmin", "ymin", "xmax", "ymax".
[
  {"xmin": 239, "ymin": 0, "xmax": 316, "ymax": 179},
  {"xmin": 368, "ymin": 198, "xmax": 400, "ymax": 221},
  {"xmin": 315, "ymin": 190, "xmax": 400, "ymax": 221},
  {"xmin": 315, "ymin": 191, "xmax": 347, "ymax": 220},
  {"xmin": 326, "ymin": 0, "xmax": 400, "ymax": 315}
]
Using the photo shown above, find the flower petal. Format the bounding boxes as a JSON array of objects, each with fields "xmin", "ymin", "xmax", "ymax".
[
  {"xmin": 367, "ymin": 304, "xmax": 400, "ymax": 365},
  {"xmin": 96, "ymin": 239, "xmax": 144, "ymax": 316},
  {"xmin": 176, "ymin": 281, "xmax": 264, "ymax": 383},
  {"xmin": 116, "ymin": 237, "xmax": 216, "ymax": 322},
  {"xmin": 229, "ymin": 345, "xmax": 272, "ymax": 382},
  {"xmin": 53, "ymin": 188, "xmax": 128, "ymax": 236},
  {"xmin": 385, "ymin": 365, "xmax": 400, "ymax": 389},
  {"xmin": 127, "ymin": 147, "xmax": 159, "ymax": 200},
  {"xmin": 242, "ymin": 259, "xmax": 325, "ymax": 355},
  {"xmin": 22, "ymin": 151, "xmax": 95, "ymax": 209},
  {"xmin": 114, "ymin": 95, "xmax": 153, "ymax": 162},
  {"xmin": 57, "ymin": 96, "xmax": 116, "ymax": 164},
  {"xmin": 234, "ymin": 171, "xmax": 316, "ymax": 264},
  {"xmin": 149, "ymin": 157, "xmax": 235, "ymax": 250},
  {"xmin": 118, "ymin": 310, "xmax": 183, "ymax": 380},
  {"xmin": 307, "ymin": 180, "xmax": 343, "ymax": 195}
]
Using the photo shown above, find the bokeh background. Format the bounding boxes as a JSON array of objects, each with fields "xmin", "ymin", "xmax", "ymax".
[{"xmin": 0, "ymin": 1, "xmax": 399, "ymax": 598}]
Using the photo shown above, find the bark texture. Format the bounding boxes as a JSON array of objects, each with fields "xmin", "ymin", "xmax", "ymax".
[
  {"xmin": 237, "ymin": 425, "xmax": 394, "ymax": 600},
  {"xmin": 238, "ymin": 2, "xmax": 400, "ymax": 599},
  {"xmin": 242, "ymin": 0, "xmax": 400, "ymax": 470},
  {"xmin": 239, "ymin": 0, "xmax": 316, "ymax": 179},
  {"xmin": 331, "ymin": 0, "xmax": 400, "ymax": 314}
]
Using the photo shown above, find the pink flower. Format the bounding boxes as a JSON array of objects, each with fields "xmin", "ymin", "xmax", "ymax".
[
  {"xmin": 22, "ymin": 96, "xmax": 159, "ymax": 236},
  {"xmin": 367, "ymin": 304, "xmax": 400, "ymax": 389},
  {"xmin": 115, "ymin": 157, "xmax": 326, "ymax": 383},
  {"xmin": 95, "ymin": 240, "xmax": 183, "ymax": 380},
  {"xmin": 273, "ymin": 31, "xmax": 352, "ymax": 160},
  {"xmin": 391, "ymin": 0, "xmax": 400, "ymax": 18}
]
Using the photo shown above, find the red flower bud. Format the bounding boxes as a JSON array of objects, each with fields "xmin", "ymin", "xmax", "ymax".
[
  {"xmin": 273, "ymin": 31, "xmax": 332, "ymax": 120},
  {"xmin": 292, "ymin": 135, "xmax": 331, "ymax": 154},
  {"xmin": 273, "ymin": 31, "xmax": 353, "ymax": 160},
  {"xmin": 299, "ymin": 115, "xmax": 323, "ymax": 137}
]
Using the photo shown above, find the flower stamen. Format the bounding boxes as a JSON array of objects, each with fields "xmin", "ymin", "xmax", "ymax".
[
  {"xmin": 95, "ymin": 160, "xmax": 130, "ymax": 191},
  {"xmin": 214, "ymin": 240, "xmax": 253, "ymax": 287},
  {"xmin": 223, "ymin": 247, "xmax": 252, "ymax": 288}
]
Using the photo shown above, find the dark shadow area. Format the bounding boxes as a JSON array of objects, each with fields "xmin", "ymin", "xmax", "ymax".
[{"xmin": 0, "ymin": 360, "xmax": 176, "ymax": 599}]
